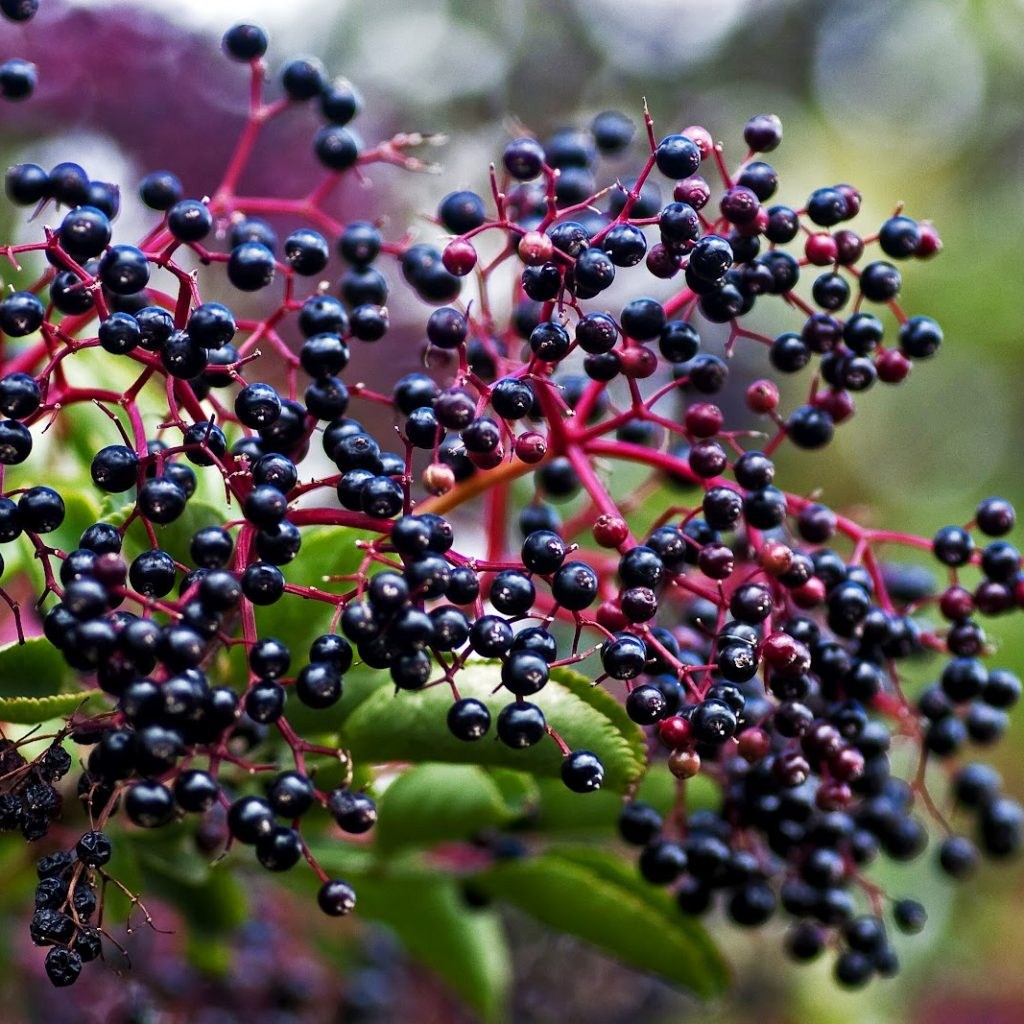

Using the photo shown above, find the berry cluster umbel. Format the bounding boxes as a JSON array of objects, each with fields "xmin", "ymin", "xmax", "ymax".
[{"xmin": 0, "ymin": 17, "xmax": 1019, "ymax": 993}]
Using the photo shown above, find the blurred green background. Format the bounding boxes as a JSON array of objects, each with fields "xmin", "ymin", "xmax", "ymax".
[{"xmin": 2, "ymin": 0, "xmax": 1024, "ymax": 1020}]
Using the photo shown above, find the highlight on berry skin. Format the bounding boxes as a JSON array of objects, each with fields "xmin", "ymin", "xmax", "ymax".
[{"xmin": 0, "ymin": 6, "xmax": 1019, "ymax": 1011}]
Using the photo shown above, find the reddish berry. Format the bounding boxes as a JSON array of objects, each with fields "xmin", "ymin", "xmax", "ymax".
[
  {"xmin": 514, "ymin": 432, "xmax": 547, "ymax": 463},
  {"xmin": 593, "ymin": 514, "xmax": 629, "ymax": 548},
  {"xmin": 759, "ymin": 541, "xmax": 793, "ymax": 576},
  {"xmin": 737, "ymin": 728, "xmax": 771, "ymax": 763},
  {"xmin": 658, "ymin": 716, "xmax": 692, "ymax": 749},
  {"xmin": 792, "ymin": 577, "xmax": 826, "ymax": 608},
  {"xmin": 619, "ymin": 345, "xmax": 658, "ymax": 378},
  {"xmin": 518, "ymin": 231, "xmax": 554, "ymax": 266},
  {"xmin": 746, "ymin": 379, "xmax": 780, "ymax": 414},
  {"xmin": 940, "ymin": 585, "xmax": 975, "ymax": 621},
  {"xmin": 442, "ymin": 239, "xmax": 478, "ymax": 276},
  {"xmin": 685, "ymin": 402, "xmax": 724, "ymax": 438},
  {"xmin": 422, "ymin": 463, "xmax": 454, "ymax": 496},
  {"xmin": 682, "ymin": 125, "xmax": 714, "ymax": 159},
  {"xmin": 876, "ymin": 348, "xmax": 912, "ymax": 383},
  {"xmin": 805, "ymin": 233, "xmax": 838, "ymax": 265},
  {"xmin": 915, "ymin": 222, "xmax": 942, "ymax": 258},
  {"xmin": 668, "ymin": 748, "xmax": 701, "ymax": 779}
]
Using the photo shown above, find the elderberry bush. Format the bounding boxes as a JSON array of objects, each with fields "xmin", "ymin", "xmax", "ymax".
[{"xmin": 0, "ymin": 11, "xmax": 1020, "ymax": 1008}]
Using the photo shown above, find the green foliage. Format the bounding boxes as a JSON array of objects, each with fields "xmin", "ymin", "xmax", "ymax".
[
  {"xmin": 338, "ymin": 662, "xmax": 646, "ymax": 790},
  {"xmin": 473, "ymin": 845, "xmax": 729, "ymax": 1000},
  {"xmin": 307, "ymin": 843, "xmax": 512, "ymax": 1022}
]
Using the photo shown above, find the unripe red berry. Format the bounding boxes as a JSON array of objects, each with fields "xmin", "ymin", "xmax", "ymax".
[
  {"xmin": 834, "ymin": 229, "xmax": 864, "ymax": 265},
  {"xmin": 668, "ymin": 748, "xmax": 701, "ymax": 779},
  {"xmin": 915, "ymin": 221, "xmax": 942, "ymax": 258},
  {"xmin": 746, "ymin": 379, "xmax": 779, "ymax": 414},
  {"xmin": 646, "ymin": 243, "xmax": 681, "ymax": 278},
  {"xmin": 759, "ymin": 540, "xmax": 793, "ymax": 575},
  {"xmin": 422, "ymin": 463, "xmax": 454, "ymax": 496},
  {"xmin": 816, "ymin": 780, "xmax": 852, "ymax": 811},
  {"xmin": 792, "ymin": 577, "xmax": 826, "ymax": 608},
  {"xmin": 442, "ymin": 239, "xmax": 478, "ymax": 276},
  {"xmin": 518, "ymin": 230, "xmax": 554, "ymax": 266},
  {"xmin": 619, "ymin": 345, "xmax": 658, "ymax": 379},
  {"xmin": 876, "ymin": 348, "xmax": 911, "ymax": 383},
  {"xmin": 737, "ymin": 727, "xmax": 771, "ymax": 763},
  {"xmin": 674, "ymin": 175, "xmax": 710, "ymax": 209},
  {"xmin": 761, "ymin": 631, "xmax": 811, "ymax": 677},
  {"xmin": 813, "ymin": 388, "xmax": 854, "ymax": 423},
  {"xmin": 805, "ymin": 233, "xmax": 838, "ymax": 265},
  {"xmin": 469, "ymin": 445, "xmax": 504, "ymax": 470},
  {"xmin": 514, "ymin": 432, "xmax": 547, "ymax": 463},
  {"xmin": 595, "ymin": 600, "xmax": 628, "ymax": 632},
  {"xmin": 682, "ymin": 125, "xmax": 714, "ymax": 159},
  {"xmin": 940, "ymin": 585, "xmax": 975, "ymax": 621},
  {"xmin": 658, "ymin": 715, "xmax": 692, "ymax": 749},
  {"xmin": 830, "ymin": 746, "xmax": 865, "ymax": 782},
  {"xmin": 836, "ymin": 183, "xmax": 861, "ymax": 217},
  {"xmin": 684, "ymin": 402, "xmax": 723, "ymax": 438},
  {"xmin": 593, "ymin": 514, "xmax": 628, "ymax": 548}
]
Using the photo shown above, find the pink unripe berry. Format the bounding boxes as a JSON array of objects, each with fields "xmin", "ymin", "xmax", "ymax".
[
  {"xmin": 746, "ymin": 378, "xmax": 779, "ymax": 414},
  {"xmin": 422, "ymin": 463, "xmax": 455, "ymax": 495},
  {"xmin": 518, "ymin": 230, "xmax": 553, "ymax": 266},
  {"xmin": 939, "ymin": 585, "xmax": 975, "ymax": 621},
  {"xmin": 758, "ymin": 540, "xmax": 793, "ymax": 575},
  {"xmin": 668, "ymin": 748, "xmax": 701, "ymax": 779},
  {"xmin": 645, "ymin": 243, "xmax": 681, "ymax": 279},
  {"xmin": 876, "ymin": 348, "xmax": 911, "ymax": 384},
  {"xmin": 658, "ymin": 715, "xmax": 693, "ymax": 749},
  {"xmin": 830, "ymin": 747, "xmax": 865, "ymax": 783},
  {"xmin": 813, "ymin": 388, "xmax": 854, "ymax": 423},
  {"xmin": 595, "ymin": 600, "xmax": 628, "ymax": 632},
  {"xmin": 593, "ymin": 513, "xmax": 629, "ymax": 548},
  {"xmin": 836, "ymin": 183, "xmax": 861, "ymax": 218},
  {"xmin": 682, "ymin": 126, "xmax": 714, "ymax": 160},
  {"xmin": 915, "ymin": 221, "xmax": 942, "ymax": 258},
  {"xmin": 674, "ymin": 175, "xmax": 711, "ymax": 209},
  {"xmin": 761, "ymin": 631, "xmax": 811, "ymax": 677},
  {"xmin": 619, "ymin": 345, "xmax": 657, "ymax": 378},
  {"xmin": 684, "ymin": 402, "xmax": 723, "ymax": 438},
  {"xmin": 737, "ymin": 727, "xmax": 771, "ymax": 763},
  {"xmin": 815, "ymin": 781, "xmax": 852, "ymax": 811},
  {"xmin": 469, "ymin": 445, "xmax": 504, "ymax": 470},
  {"xmin": 805, "ymin": 233, "xmax": 838, "ymax": 266},
  {"xmin": 442, "ymin": 238, "xmax": 477, "ymax": 276},
  {"xmin": 514, "ymin": 431, "xmax": 547, "ymax": 463},
  {"xmin": 792, "ymin": 577, "xmax": 826, "ymax": 608}
]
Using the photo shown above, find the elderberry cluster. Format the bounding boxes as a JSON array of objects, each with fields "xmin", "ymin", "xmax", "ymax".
[
  {"xmin": 0, "ymin": 15, "xmax": 1019, "ymax": 997},
  {"xmin": 0, "ymin": 734, "xmax": 70, "ymax": 839},
  {"xmin": 29, "ymin": 834, "xmax": 109, "ymax": 987}
]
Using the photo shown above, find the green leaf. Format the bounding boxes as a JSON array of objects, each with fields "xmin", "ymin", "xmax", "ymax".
[
  {"xmin": 252, "ymin": 525, "xmax": 376, "ymax": 663},
  {"xmin": 375, "ymin": 763, "xmax": 522, "ymax": 853},
  {"xmin": 527, "ymin": 764, "xmax": 719, "ymax": 836},
  {"xmin": 305, "ymin": 845, "xmax": 511, "ymax": 1024},
  {"xmin": 0, "ymin": 690, "xmax": 107, "ymax": 724},
  {"xmin": 340, "ymin": 662, "xmax": 646, "ymax": 791},
  {"xmin": 134, "ymin": 838, "xmax": 248, "ymax": 937},
  {"xmin": 473, "ymin": 846, "xmax": 729, "ymax": 1000},
  {"xmin": 0, "ymin": 635, "xmax": 75, "ymax": 700}
]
